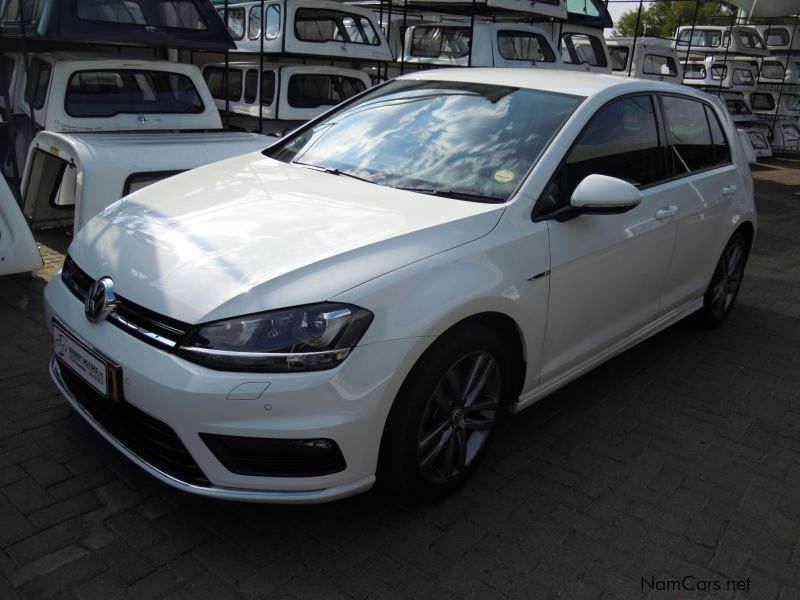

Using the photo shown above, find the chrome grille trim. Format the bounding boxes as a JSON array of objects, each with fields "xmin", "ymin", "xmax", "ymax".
[{"xmin": 61, "ymin": 255, "xmax": 190, "ymax": 351}]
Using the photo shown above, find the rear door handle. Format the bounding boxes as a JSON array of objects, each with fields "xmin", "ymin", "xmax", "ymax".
[
  {"xmin": 722, "ymin": 185, "xmax": 738, "ymax": 196},
  {"xmin": 655, "ymin": 205, "xmax": 678, "ymax": 220}
]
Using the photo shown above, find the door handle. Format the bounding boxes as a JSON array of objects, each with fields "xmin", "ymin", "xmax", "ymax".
[
  {"xmin": 722, "ymin": 185, "xmax": 738, "ymax": 196},
  {"xmin": 655, "ymin": 205, "xmax": 678, "ymax": 220}
]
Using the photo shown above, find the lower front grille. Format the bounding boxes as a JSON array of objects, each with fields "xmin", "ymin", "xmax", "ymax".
[
  {"xmin": 57, "ymin": 362, "xmax": 210, "ymax": 487},
  {"xmin": 200, "ymin": 433, "xmax": 346, "ymax": 478}
]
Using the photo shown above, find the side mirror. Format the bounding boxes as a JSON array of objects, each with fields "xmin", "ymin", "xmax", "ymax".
[
  {"xmin": 570, "ymin": 174, "xmax": 643, "ymax": 213},
  {"xmin": 547, "ymin": 174, "xmax": 643, "ymax": 223}
]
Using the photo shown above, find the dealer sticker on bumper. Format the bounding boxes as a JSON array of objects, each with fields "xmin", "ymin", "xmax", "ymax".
[{"xmin": 53, "ymin": 321, "xmax": 109, "ymax": 397}]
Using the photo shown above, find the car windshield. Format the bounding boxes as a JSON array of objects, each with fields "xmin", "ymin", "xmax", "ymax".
[{"xmin": 265, "ymin": 79, "xmax": 582, "ymax": 202}]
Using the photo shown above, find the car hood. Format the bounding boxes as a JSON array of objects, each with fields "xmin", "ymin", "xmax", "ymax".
[{"xmin": 70, "ymin": 153, "xmax": 504, "ymax": 324}]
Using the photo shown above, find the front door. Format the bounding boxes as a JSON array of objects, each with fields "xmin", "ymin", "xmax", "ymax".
[{"xmin": 534, "ymin": 94, "xmax": 677, "ymax": 382}]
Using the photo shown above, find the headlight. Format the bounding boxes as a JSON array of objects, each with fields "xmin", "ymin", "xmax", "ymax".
[{"xmin": 176, "ymin": 303, "xmax": 373, "ymax": 372}]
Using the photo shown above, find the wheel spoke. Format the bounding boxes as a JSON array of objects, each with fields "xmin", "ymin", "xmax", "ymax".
[
  {"xmin": 455, "ymin": 428, "xmax": 467, "ymax": 473},
  {"xmin": 712, "ymin": 281, "xmax": 727, "ymax": 308},
  {"xmin": 464, "ymin": 399, "xmax": 499, "ymax": 414},
  {"xmin": 420, "ymin": 427, "xmax": 452, "ymax": 469},
  {"xmin": 418, "ymin": 420, "xmax": 449, "ymax": 452},
  {"xmin": 463, "ymin": 355, "xmax": 495, "ymax": 408},
  {"xmin": 442, "ymin": 370, "xmax": 462, "ymax": 404},
  {"xmin": 726, "ymin": 246, "xmax": 743, "ymax": 279},
  {"xmin": 464, "ymin": 416, "xmax": 494, "ymax": 431},
  {"xmin": 441, "ymin": 429, "xmax": 457, "ymax": 475},
  {"xmin": 431, "ymin": 387, "xmax": 450, "ymax": 414}
]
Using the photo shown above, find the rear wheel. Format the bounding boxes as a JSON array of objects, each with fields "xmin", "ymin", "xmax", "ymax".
[
  {"xmin": 695, "ymin": 232, "xmax": 748, "ymax": 327},
  {"xmin": 379, "ymin": 324, "xmax": 509, "ymax": 502}
]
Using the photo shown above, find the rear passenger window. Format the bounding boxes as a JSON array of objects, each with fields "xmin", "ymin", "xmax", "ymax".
[{"xmin": 661, "ymin": 96, "xmax": 729, "ymax": 175}]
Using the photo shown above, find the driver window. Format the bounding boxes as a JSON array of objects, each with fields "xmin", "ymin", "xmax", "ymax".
[{"xmin": 535, "ymin": 95, "xmax": 662, "ymax": 218}]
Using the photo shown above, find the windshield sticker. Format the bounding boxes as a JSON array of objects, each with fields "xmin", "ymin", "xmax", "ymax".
[{"xmin": 494, "ymin": 170, "xmax": 514, "ymax": 183}]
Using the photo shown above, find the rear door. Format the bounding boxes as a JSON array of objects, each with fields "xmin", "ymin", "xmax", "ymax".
[
  {"xmin": 657, "ymin": 94, "xmax": 743, "ymax": 311},
  {"xmin": 0, "ymin": 174, "xmax": 42, "ymax": 276}
]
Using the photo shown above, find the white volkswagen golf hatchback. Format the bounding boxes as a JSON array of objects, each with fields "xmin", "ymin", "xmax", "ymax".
[{"xmin": 45, "ymin": 69, "xmax": 756, "ymax": 503}]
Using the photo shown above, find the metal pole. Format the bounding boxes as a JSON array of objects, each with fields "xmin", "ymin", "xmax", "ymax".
[
  {"xmin": 468, "ymin": 0, "xmax": 476, "ymax": 67},
  {"xmin": 385, "ymin": 0, "xmax": 393, "ymax": 80},
  {"xmin": 224, "ymin": 0, "xmax": 230, "ymax": 126},
  {"xmin": 628, "ymin": 0, "xmax": 643, "ymax": 77},
  {"xmin": 716, "ymin": 8, "xmax": 736, "ymax": 97},
  {"xmin": 771, "ymin": 13, "xmax": 799, "ymax": 137},
  {"xmin": 400, "ymin": 0, "xmax": 407, "ymax": 75},
  {"xmin": 259, "ymin": 0, "xmax": 264, "ymax": 134},
  {"xmin": 680, "ymin": 0, "xmax": 701, "ymax": 84}
]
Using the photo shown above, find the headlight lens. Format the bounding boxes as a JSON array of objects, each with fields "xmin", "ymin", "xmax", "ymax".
[{"xmin": 176, "ymin": 303, "xmax": 373, "ymax": 372}]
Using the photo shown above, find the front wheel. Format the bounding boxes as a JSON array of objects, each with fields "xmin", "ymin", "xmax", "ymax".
[
  {"xmin": 378, "ymin": 324, "xmax": 510, "ymax": 502},
  {"xmin": 695, "ymin": 232, "xmax": 749, "ymax": 327}
]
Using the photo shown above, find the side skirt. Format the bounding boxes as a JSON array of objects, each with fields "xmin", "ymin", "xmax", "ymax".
[{"xmin": 510, "ymin": 297, "xmax": 704, "ymax": 414}]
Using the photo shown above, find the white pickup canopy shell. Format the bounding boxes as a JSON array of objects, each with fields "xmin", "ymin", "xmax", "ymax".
[{"xmin": 726, "ymin": 0, "xmax": 800, "ymax": 18}]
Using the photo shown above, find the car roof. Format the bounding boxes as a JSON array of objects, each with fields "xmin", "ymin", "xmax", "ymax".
[{"xmin": 397, "ymin": 68, "xmax": 688, "ymax": 99}]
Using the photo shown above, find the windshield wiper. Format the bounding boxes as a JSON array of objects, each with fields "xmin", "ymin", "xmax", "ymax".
[
  {"xmin": 294, "ymin": 162, "xmax": 373, "ymax": 184},
  {"xmin": 396, "ymin": 187, "xmax": 505, "ymax": 204}
]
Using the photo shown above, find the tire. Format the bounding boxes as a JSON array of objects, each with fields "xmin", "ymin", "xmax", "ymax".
[
  {"xmin": 695, "ymin": 231, "xmax": 749, "ymax": 327},
  {"xmin": 378, "ymin": 324, "xmax": 510, "ymax": 502}
]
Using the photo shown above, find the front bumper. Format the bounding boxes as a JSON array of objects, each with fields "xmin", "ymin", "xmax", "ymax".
[{"xmin": 45, "ymin": 273, "xmax": 429, "ymax": 503}]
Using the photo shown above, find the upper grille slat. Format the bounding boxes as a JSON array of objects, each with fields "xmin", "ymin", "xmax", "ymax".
[{"xmin": 62, "ymin": 255, "xmax": 191, "ymax": 351}]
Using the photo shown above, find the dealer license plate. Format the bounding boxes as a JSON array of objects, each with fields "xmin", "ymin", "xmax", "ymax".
[{"xmin": 53, "ymin": 320, "xmax": 110, "ymax": 397}]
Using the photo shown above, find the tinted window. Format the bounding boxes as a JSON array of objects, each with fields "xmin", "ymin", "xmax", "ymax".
[
  {"xmin": 739, "ymin": 31, "xmax": 764, "ymax": 49},
  {"xmin": 268, "ymin": 80, "xmax": 582, "ymax": 202},
  {"xmin": 561, "ymin": 33, "xmax": 607, "ymax": 68},
  {"xmin": 244, "ymin": 70, "xmax": 258, "ymax": 104},
  {"xmin": 265, "ymin": 4, "xmax": 280, "ymax": 39},
  {"xmin": 497, "ymin": 31, "xmax": 555, "ymax": 62},
  {"xmin": 765, "ymin": 28, "xmax": 790, "ymax": 46},
  {"xmin": 411, "ymin": 27, "xmax": 471, "ymax": 59},
  {"xmin": 732, "ymin": 69, "xmax": 753, "ymax": 85},
  {"xmin": 705, "ymin": 105, "xmax": 730, "ymax": 165},
  {"xmin": 76, "ymin": 0, "xmax": 207, "ymax": 30},
  {"xmin": 761, "ymin": 61, "xmax": 785, "ymax": 79},
  {"xmin": 66, "ymin": 69, "xmax": 204, "ymax": 117},
  {"xmin": 643, "ymin": 54, "xmax": 677, "ymax": 77},
  {"xmin": 661, "ymin": 96, "xmax": 727, "ymax": 174},
  {"xmin": 786, "ymin": 94, "xmax": 800, "ymax": 111},
  {"xmin": 224, "ymin": 6, "xmax": 244, "ymax": 40},
  {"xmin": 287, "ymin": 74, "xmax": 366, "ymax": 109},
  {"xmin": 750, "ymin": 92, "xmax": 775, "ymax": 111},
  {"xmin": 295, "ymin": 8, "xmax": 379, "ymax": 46},
  {"xmin": 710, "ymin": 65, "xmax": 726, "ymax": 81},
  {"xmin": 565, "ymin": 95, "xmax": 661, "ymax": 195},
  {"xmin": 123, "ymin": 170, "xmax": 183, "ymax": 196},
  {"xmin": 261, "ymin": 71, "xmax": 276, "ymax": 106},
  {"xmin": 24, "ymin": 57, "xmax": 50, "ymax": 110},
  {"xmin": 203, "ymin": 66, "xmax": 241, "ymax": 102},
  {"xmin": 683, "ymin": 63, "xmax": 706, "ymax": 79},
  {"xmin": 609, "ymin": 46, "xmax": 629, "ymax": 71},
  {"xmin": 248, "ymin": 5, "xmax": 261, "ymax": 40},
  {"xmin": 725, "ymin": 99, "xmax": 751, "ymax": 116},
  {"xmin": 678, "ymin": 29, "xmax": 721, "ymax": 48},
  {"xmin": 783, "ymin": 125, "xmax": 800, "ymax": 143}
]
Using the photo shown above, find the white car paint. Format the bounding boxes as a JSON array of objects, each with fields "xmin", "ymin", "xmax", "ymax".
[
  {"xmin": 401, "ymin": 22, "xmax": 563, "ymax": 69},
  {"xmin": 15, "ymin": 52, "xmax": 221, "ymax": 133},
  {"xmin": 21, "ymin": 130, "xmax": 272, "ymax": 232},
  {"xmin": 0, "ymin": 165, "xmax": 42, "ymax": 276},
  {"xmin": 45, "ymin": 69, "xmax": 757, "ymax": 503}
]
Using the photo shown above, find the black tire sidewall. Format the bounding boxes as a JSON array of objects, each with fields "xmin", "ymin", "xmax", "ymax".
[
  {"xmin": 378, "ymin": 324, "xmax": 511, "ymax": 502},
  {"xmin": 699, "ymin": 231, "xmax": 748, "ymax": 327}
]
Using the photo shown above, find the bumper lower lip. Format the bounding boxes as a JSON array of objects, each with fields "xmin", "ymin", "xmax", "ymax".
[{"xmin": 49, "ymin": 358, "xmax": 375, "ymax": 504}]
